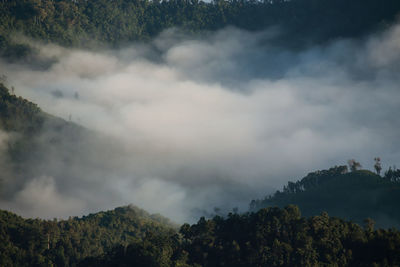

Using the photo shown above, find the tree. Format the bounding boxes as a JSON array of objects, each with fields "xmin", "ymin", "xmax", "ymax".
[
  {"xmin": 374, "ymin": 157, "xmax": 382, "ymax": 175},
  {"xmin": 364, "ymin": 218, "xmax": 375, "ymax": 232},
  {"xmin": 384, "ymin": 166, "xmax": 400, "ymax": 182},
  {"xmin": 348, "ymin": 159, "xmax": 362, "ymax": 172}
]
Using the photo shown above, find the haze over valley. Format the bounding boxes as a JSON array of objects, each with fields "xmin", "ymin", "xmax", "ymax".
[{"xmin": 1, "ymin": 1, "xmax": 400, "ymax": 265}]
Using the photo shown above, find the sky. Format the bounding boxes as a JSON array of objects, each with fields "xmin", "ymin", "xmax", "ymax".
[{"xmin": 0, "ymin": 24, "xmax": 399, "ymax": 223}]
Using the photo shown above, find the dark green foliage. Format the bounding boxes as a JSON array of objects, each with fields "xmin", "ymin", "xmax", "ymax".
[
  {"xmin": 81, "ymin": 231, "xmax": 185, "ymax": 267},
  {"xmin": 0, "ymin": 87, "xmax": 179, "ymax": 266},
  {"xmin": 250, "ymin": 166, "xmax": 400, "ymax": 228},
  {"xmin": 0, "ymin": 83, "xmax": 47, "ymax": 190},
  {"xmin": 1, "ymin": 1, "xmax": 400, "ymax": 262},
  {"xmin": 384, "ymin": 167, "xmax": 400, "ymax": 182},
  {"xmin": 0, "ymin": 205, "xmax": 175, "ymax": 267},
  {"xmin": 1, "ymin": 0, "xmax": 400, "ymax": 61},
  {"xmin": 82, "ymin": 206, "xmax": 400, "ymax": 266},
  {"xmin": 1, "ymin": 84, "xmax": 400, "ymax": 265},
  {"xmin": 0, "ymin": 83, "xmax": 43, "ymax": 134},
  {"xmin": 0, "ymin": 83, "xmax": 87, "ymax": 195}
]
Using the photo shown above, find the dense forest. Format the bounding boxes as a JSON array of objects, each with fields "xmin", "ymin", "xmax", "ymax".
[
  {"xmin": 0, "ymin": 205, "xmax": 175, "ymax": 266},
  {"xmin": 0, "ymin": 82, "xmax": 96, "ymax": 198},
  {"xmin": 1, "ymin": 0, "xmax": 400, "ymax": 266},
  {"xmin": 0, "ymin": 82, "xmax": 43, "ymax": 134},
  {"xmin": 2, "ymin": 205, "xmax": 400, "ymax": 266},
  {"xmin": 250, "ymin": 165, "xmax": 400, "ymax": 228},
  {"xmin": 1, "ymin": 0, "xmax": 400, "ymax": 61}
]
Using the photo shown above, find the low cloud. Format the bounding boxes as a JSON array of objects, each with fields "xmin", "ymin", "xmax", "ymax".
[
  {"xmin": 0, "ymin": 176, "xmax": 85, "ymax": 219},
  {"xmin": 0, "ymin": 25, "xmax": 400, "ymax": 222}
]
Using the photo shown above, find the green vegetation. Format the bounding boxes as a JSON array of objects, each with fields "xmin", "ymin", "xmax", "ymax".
[
  {"xmin": 0, "ymin": 83, "xmax": 87, "ymax": 193},
  {"xmin": 0, "ymin": 83, "xmax": 46, "ymax": 190},
  {"xmin": 2, "ymin": 205, "xmax": 400, "ymax": 266},
  {"xmin": 0, "ymin": 83, "xmax": 43, "ymax": 134},
  {"xmin": 250, "ymin": 165, "xmax": 400, "ymax": 228},
  {"xmin": 1, "ymin": 0, "xmax": 400, "ymax": 61},
  {"xmin": 69, "ymin": 206, "xmax": 400, "ymax": 266},
  {"xmin": 1, "ymin": 83, "xmax": 400, "ymax": 266},
  {"xmin": 0, "ymin": 205, "xmax": 175, "ymax": 266},
  {"xmin": 1, "ymin": 1, "xmax": 400, "ymax": 264}
]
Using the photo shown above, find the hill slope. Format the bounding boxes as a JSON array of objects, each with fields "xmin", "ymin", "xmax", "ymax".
[
  {"xmin": 1, "ymin": 0, "xmax": 400, "ymax": 61},
  {"xmin": 0, "ymin": 205, "xmax": 175, "ymax": 266},
  {"xmin": 0, "ymin": 83, "xmax": 137, "ymax": 218},
  {"xmin": 2, "ymin": 204, "xmax": 400, "ymax": 266},
  {"xmin": 250, "ymin": 166, "xmax": 400, "ymax": 228},
  {"xmin": 0, "ymin": 83, "xmax": 97, "ymax": 199},
  {"xmin": 83, "ymin": 206, "xmax": 400, "ymax": 267}
]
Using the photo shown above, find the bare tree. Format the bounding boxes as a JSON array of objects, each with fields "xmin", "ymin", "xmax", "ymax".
[
  {"xmin": 374, "ymin": 157, "xmax": 382, "ymax": 175},
  {"xmin": 348, "ymin": 159, "xmax": 362, "ymax": 172}
]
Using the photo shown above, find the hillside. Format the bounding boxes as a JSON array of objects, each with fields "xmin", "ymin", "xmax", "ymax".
[
  {"xmin": 3, "ymin": 205, "xmax": 399, "ymax": 267},
  {"xmin": 0, "ymin": 83, "xmax": 96, "ymax": 198},
  {"xmin": 250, "ymin": 166, "xmax": 400, "ymax": 228},
  {"xmin": 1, "ymin": 0, "xmax": 400, "ymax": 61},
  {"xmin": 0, "ymin": 82, "xmax": 44, "ymax": 133},
  {"xmin": 82, "ymin": 206, "xmax": 400, "ymax": 266},
  {"xmin": 1, "ymin": 85, "xmax": 400, "ymax": 266},
  {"xmin": 0, "ymin": 83, "xmax": 136, "ymax": 213},
  {"xmin": 1, "ymin": 1, "xmax": 400, "ymax": 265},
  {"xmin": 0, "ymin": 205, "xmax": 175, "ymax": 266}
]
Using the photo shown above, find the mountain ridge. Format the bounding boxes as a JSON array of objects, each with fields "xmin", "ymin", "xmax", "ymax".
[{"xmin": 250, "ymin": 166, "xmax": 400, "ymax": 228}]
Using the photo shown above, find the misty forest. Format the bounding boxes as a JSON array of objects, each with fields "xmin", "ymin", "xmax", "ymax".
[{"xmin": 1, "ymin": 0, "xmax": 400, "ymax": 266}]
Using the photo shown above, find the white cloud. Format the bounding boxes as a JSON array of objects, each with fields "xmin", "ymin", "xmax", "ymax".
[
  {"xmin": 0, "ymin": 25, "xmax": 400, "ymax": 222},
  {"xmin": 0, "ymin": 176, "xmax": 85, "ymax": 219}
]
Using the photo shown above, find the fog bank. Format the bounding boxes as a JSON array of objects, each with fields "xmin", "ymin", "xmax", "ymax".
[{"xmin": 0, "ymin": 25, "xmax": 400, "ymax": 222}]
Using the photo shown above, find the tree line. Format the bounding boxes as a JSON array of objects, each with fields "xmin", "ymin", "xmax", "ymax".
[
  {"xmin": 1, "ymin": 0, "xmax": 400, "ymax": 61},
  {"xmin": 0, "ymin": 205, "xmax": 175, "ymax": 266},
  {"xmin": 250, "ymin": 163, "xmax": 400, "ymax": 228},
  {"xmin": 3, "ymin": 205, "xmax": 398, "ymax": 266}
]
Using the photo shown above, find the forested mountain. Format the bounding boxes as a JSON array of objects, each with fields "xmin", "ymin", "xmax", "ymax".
[
  {"xmin": 1, "ymin": 64, "xmax": 400, "ymax": 267},
  {"xmin": 1, "ymin": 0, "xmax": 400, "ymax": 266},
  {"xmin": 2, "ymin": 204, "xmax": 400, "ymax": 266},
  {"xmin": 68, "ymin": 206, "xmax": 400, "ymax": 266},
  {"xmin": 0, "ymin": 83, "xmax": 96, "ymax": 198},
  {"xmin": 0, "ymin": 205, "xmax": 175, "ymax": 266},
  {"xmin": 0, "ymin": 83, "xmax": 139, "ymax": 211},
  {"xmin": 0, "ymin": 82, "xmax": 44, "ymax": 134},
  {"xmin": 1, "ymin": 0, "xmax": 400, "ymax": 61},
  {"xmin": 250, "ymin": 166, "xmax": 400, "ymax": 228}
]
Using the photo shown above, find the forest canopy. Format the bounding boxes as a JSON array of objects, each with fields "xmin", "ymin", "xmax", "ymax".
[
  {"xmin": 1, "ymin": 0, "xmax": 400, "ymax": 61},
  {"xmin": 250, "ymin": 165, "xmax": 400, "ymax": 228},
  {"xmin": 1, "ymin": 1, "xmax": 400, "ymax": 266},
  {"xmin": 2, "ymin": 205, "xmax": 400, "ymax": 266}
]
